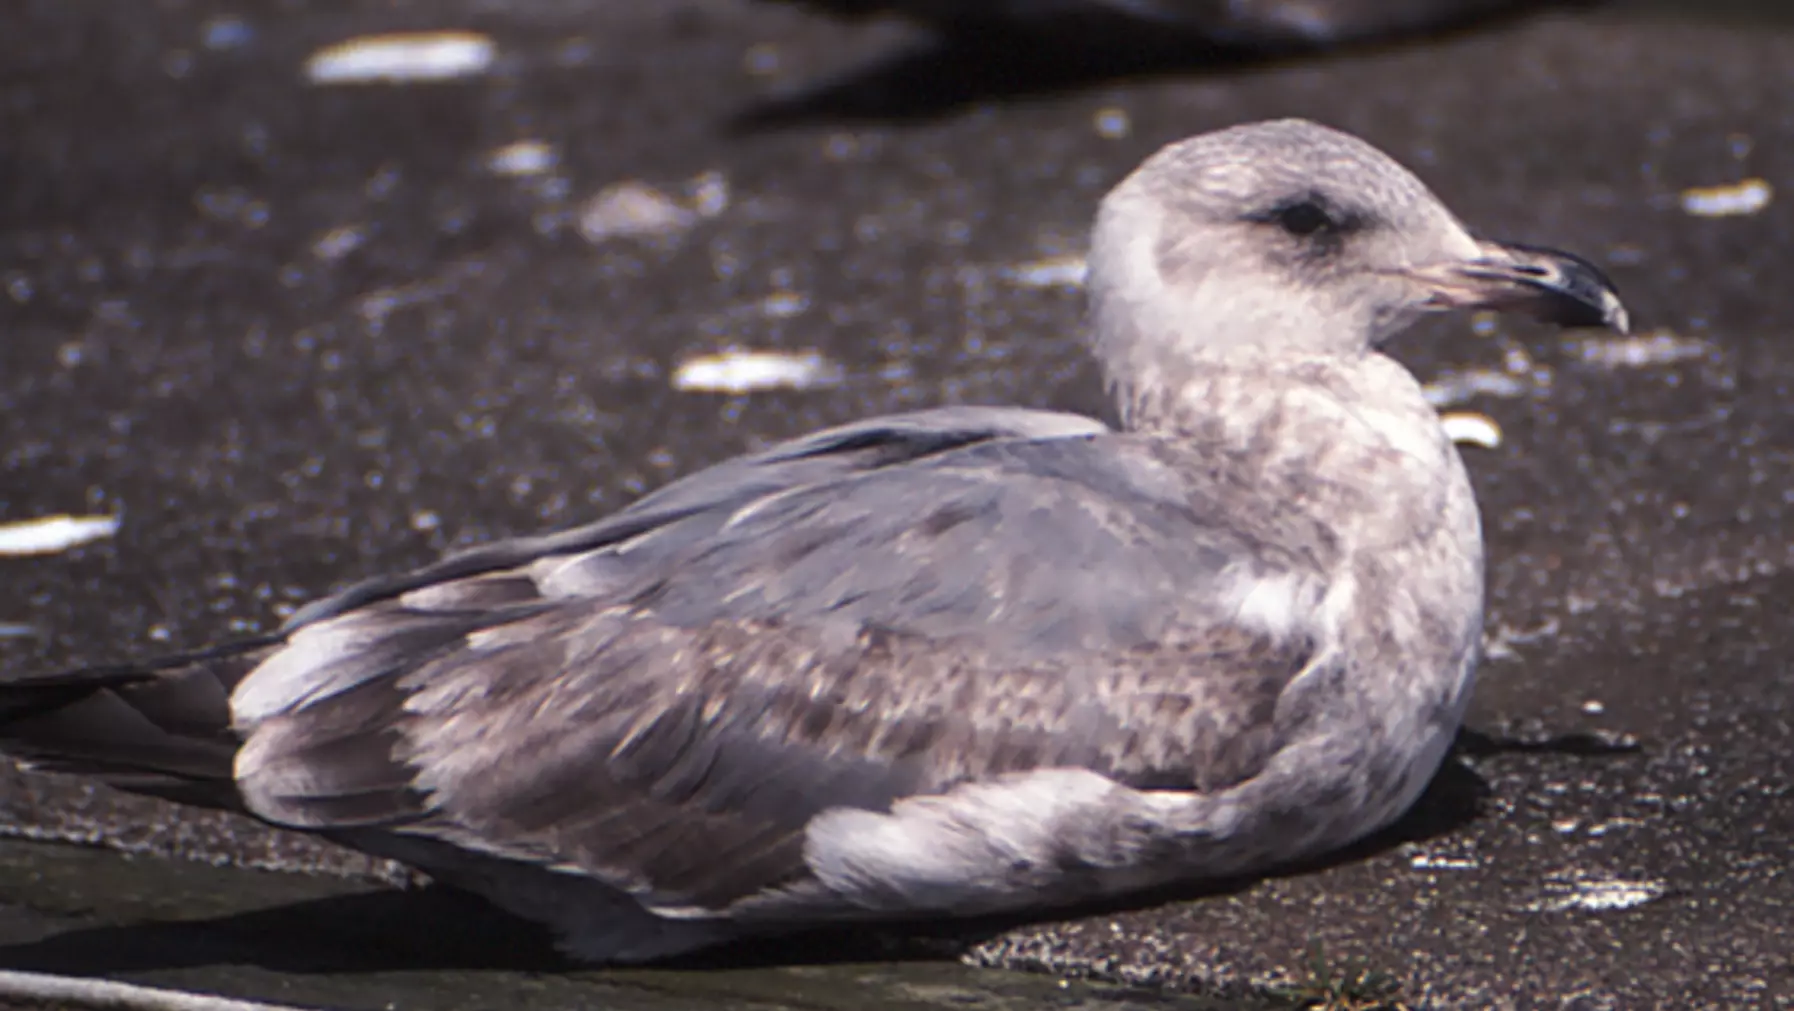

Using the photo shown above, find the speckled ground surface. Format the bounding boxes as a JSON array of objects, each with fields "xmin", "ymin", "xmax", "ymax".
[{"xmin": 0, "ymin": 1, "xmax": 1790, "ymax": 1008}]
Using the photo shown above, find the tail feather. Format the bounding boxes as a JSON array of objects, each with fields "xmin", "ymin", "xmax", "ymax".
[{"xmin": 0, "ymin": 635, "xmax": 283, "ymax": 811}]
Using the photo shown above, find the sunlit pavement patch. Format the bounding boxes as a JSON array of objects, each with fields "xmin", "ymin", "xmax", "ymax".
[
  {"xmin": 1423, "ymin": 369, "xmax": 1532, "ymax": 407},
  {"xmin": 1561, "ymin": 330, "xmax": 1714, "ymax": 368},
  {"xmin": 1523, "ymin": 874, "xmax": 1668, "ymax": 914}
]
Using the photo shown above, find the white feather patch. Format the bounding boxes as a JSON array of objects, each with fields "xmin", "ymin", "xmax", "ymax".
[
  {"xmin": 1221, "ymin": 568, "xmax": 1321, "ymax": 641},
  {"xmin": 804, "ymin": 768, "xmax": 1167, "ymax": 914}
]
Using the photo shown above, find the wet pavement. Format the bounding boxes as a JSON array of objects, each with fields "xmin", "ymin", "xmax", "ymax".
[{"xmin": 1, "ymin": 0, "xmax": 1792, "ymax": 1008}]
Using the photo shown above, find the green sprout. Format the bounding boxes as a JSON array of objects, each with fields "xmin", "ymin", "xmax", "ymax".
[{"xmin": 1273, "ymin": 942, "xmax": 1411, "ymax": 1011}]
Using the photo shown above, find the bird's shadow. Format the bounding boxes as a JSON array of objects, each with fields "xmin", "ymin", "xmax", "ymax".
[
  {"xmin": 730, "ymin": 1, "xmax": 1596, "ymax": 130},
  {"xmin": 0, "ymin": 726, "xmax": 1639, "ymax": 979}
]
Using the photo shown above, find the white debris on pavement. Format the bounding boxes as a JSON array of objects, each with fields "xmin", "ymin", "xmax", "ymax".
[
  {"xmin": 759, "ymin": 290, "xmax": 810, "ymax": 318},
  {"xmin": 1440, "ymin": 411, "xmax": 1502, "ymax": 449},
  {"xmin": 688, "ymin": 171, "xmax": 730, "ymax": 218},
  {"xmin": 671, "ymin": 349, "xmax": 841, "ymax": 394},
  {"xmin": 311, "ymin": 223, "xmax": 367, "ymax": 261},
  {"xmin": 1525, "ymin": 874, "xmax": 1667, "ymax": 914},
  {"xmin": 1001, "ymin": 254, "xmax": 1088, "ymax": 289},
  {"xmin": 1423, "ymin": 369, "xmax": 1532, "ymax": 407},
  {"xmin": 1410, "ymin": 853, "xmax": 1480, "ymax": 870},
  {"xmin": 1482, "ymin": 614, "xmax": 1564, "ymax": 663},
  {"xmin": 1563, "ymin": 329, "xmax": 1712, "ymax": 368},
  {"xmin": 356, "ymin": 270, "xmax": 468, "ymax": 331},
  {"xmin": 578, "ymin": 179, "xmax": 715, "ymax": 244},
  {"xmin": 0, "ymin": 514, "xmax": 121, "ymax": 557},
  {"xmin": 304, "ymin": 31, "xmax": 495, "ymax": 85},
  {"xmin": 1586, "ymin": 817, "xmax": 1644, "ymax": 837},
  {"xmin": 1680, "ymin": 178, "xmax": 1772, "ymax": 217},
  {"xmin": 0, "ymin": 623, "xmax": 36, "ymax": 639},
  {"xmin": 485, "ymin": 140, "xmax": 558, "ymax": 177}
]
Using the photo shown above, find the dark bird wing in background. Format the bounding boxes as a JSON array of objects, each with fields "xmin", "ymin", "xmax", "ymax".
[{"xmin": 761, "ymin": 0, "xmax": 1545, "ymax": 48}]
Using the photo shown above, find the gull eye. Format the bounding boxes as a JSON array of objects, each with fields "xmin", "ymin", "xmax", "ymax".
[{"xmin": 1274, "ymin": 199, "xmax": 1335, "ymax": 237}]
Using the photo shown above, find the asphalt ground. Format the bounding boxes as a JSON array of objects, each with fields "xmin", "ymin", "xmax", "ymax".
[{"xmin": 1, "ymin": 1, "xmax": 1790, "ymax": 1008}]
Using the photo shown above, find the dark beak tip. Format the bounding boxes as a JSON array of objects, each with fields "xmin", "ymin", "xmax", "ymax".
[
  {"xmin": 1493, "ymin": 241, "xmax": 1630, "ymax": 336},
  {"xmin": 1565, "ymin": 287, "xmax": 1630, "ymax": 335}
]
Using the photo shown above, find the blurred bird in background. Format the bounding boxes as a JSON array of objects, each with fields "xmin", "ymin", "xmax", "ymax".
[{"xmin": 761, "ymin": 0, "xmax": 1576, "ymax": 49}]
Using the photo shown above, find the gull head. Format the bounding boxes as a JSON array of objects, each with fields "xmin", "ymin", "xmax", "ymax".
[{"xmin": 1086, "ymin": 118, "xmax": 1628, "ymax": 389}]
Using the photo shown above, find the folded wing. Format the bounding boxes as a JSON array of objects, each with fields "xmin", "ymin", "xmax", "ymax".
[{"xmin": 15, "ymin": 406, "xmax": 1337, "ymax": 918}]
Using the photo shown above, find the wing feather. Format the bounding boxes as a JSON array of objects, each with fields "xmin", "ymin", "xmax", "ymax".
[
  {"xmin": 227, "ymin": 408, "xmax": 1334, "ymax": 912},
  {"xmin": 237, "ymin": 605, "xmax": 1312, "ymax": 909}
]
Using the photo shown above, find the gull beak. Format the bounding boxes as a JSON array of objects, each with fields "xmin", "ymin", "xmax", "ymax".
[{"xmin": 1410, "ymin": 239, "xmax": 1630, "ymax": 334}]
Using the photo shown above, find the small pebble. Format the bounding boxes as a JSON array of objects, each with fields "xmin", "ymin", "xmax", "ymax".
[
  {"xmin": 578, "ymin": 181, "xmax": 696, "ymax": 243},
  {"xmin": 312, "ymin": 224, "xmax": 367, "ymax": 262},
  {"xmin": 486, "ymin": 141, "xmax": 558, "ymax": 178}
]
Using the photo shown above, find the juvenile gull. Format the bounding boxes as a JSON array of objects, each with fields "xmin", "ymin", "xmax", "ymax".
[{"xmin": 0, "ymin": 120, "xmax": 1626, "ymax": 963}]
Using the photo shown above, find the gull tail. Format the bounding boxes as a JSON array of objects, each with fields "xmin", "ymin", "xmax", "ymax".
[{"xmin": 0, "ymin": 636, "xmax": 283, "ymax": 811}]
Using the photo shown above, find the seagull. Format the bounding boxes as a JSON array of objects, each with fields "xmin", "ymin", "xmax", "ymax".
[{"xmin": 0, "ymin": 119, "xmax": 1627, "ymax": 964}]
